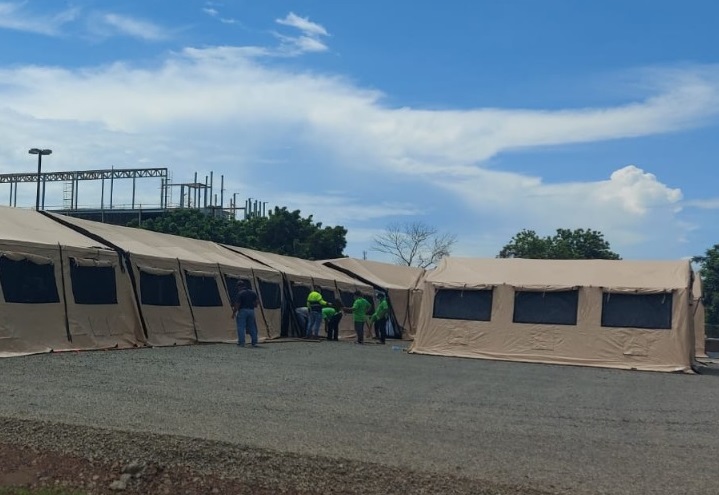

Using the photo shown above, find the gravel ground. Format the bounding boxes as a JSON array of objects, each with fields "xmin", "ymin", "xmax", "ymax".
[{"xmin": 1, "ymin": 341, "xmax": 719, "ymax": 495}]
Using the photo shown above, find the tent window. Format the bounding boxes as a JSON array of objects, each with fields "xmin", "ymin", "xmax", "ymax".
[
  {"xmin": 513, "ymin": 290, "xmax": 578, "ymax": 326},
  {"xmin": 258, "ymin": 279, "xmax": 281, "ymax": 309},
  {"xmin": 339, "ymin": 290, "xmax": 355, "ymax": 307},
  {"xmin": 140, "ymin": 272, "xmax": 180, "ymax": 306},
  {"xmin": 0, "ymin": 257, "xmax": 60, "ymax": 304},
  {"xmin": 224, "ymin": 275, "xmax": 253, "ymax": 305},
  {"xmin": 321, "ymin": 288, "xmax": 336, "ymax": 304},
  {"xmin": 70, "ymin": 264, "xmax": 117, "ymax": 305},
  {"xmin": 433, "ymin": 288, "xmax": 492, "ymax": 321},
  {"xmin": 186, "ymin": 273, "xmax": 223, "ymax": 307},
  {"xmin": 601, "ymin": 292, "xmax": 673, "ymax": 330},
  {"xmin": 291, "ymin": 283, "xmax": 311, "ymax": 308}
]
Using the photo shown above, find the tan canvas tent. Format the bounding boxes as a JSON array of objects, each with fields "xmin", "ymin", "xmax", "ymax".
[
  {"xmin": 0, "ymin": 207, "xmax": 144, "ymax": 357},
  {"xmin": 410, "ymin": 257, "xmax": 695, "ymax": 373},
  {"xmin": 47, "ymin": 214, "xmax": 284, "ymax": 346},
  {"xmin": 323, "ymin": 258, "xmax": 425, "ymax": 339},
  {"xmin": 693, "ymin": 273, "xmax": 707, "ymax": 358},
  {"xmin": 225, "ymin": 246, "xmax": 373, "ymax": 339}
]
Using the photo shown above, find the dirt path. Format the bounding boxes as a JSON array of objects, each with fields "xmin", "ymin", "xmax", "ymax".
[{"xmin": 0, "ymin": 417, "xmax": 551, "ymax": 495}]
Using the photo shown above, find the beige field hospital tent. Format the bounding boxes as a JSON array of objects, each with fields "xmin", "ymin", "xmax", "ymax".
[
  {"xmin": 693, "ymin": 273, "xmax": 707, "ymax": 358},
  {"xmin": 323, "ymin": 258, "xmax": 425, "ymax": 339},
  {"xmin": 47, "ymin": 214, "xmax": 284, "ymax": 346},
  {"xmin": 410, "ymin": 257, "xmax": 695, "ymax": 373},
  {"xmin": 0, "ymin": 207, "xmax": 144, "ymax": 357},
  {"xmin": 225, "ymin": 246, "xmax": 372, "ymax": 339}
]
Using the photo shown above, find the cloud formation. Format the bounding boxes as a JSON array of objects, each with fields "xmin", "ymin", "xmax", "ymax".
[
  {"xmin": 274, "ymin": 12, "xmax": 330, "ymax": 54},
  {"xmin": 97, "ymin": 13, "xmax": 170, "ymax": 41},
  {"xmin": 0, "ymin": 1, "xmax": 79, "ymax": 36},
  {"xmin": 0, "ymin": 13, "xmax": 717, "ymax": 258}
]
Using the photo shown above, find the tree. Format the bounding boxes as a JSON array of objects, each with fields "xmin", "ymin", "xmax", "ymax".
[
  {"xmin": 371, "ymin": 221, "xmax": 457, "ymax": 268},
  {"xmin": 694, "ymin": 244, "xmax": 719, "ymax": 338},
  {"xmin": 498, "ymin": 228, "xmax": 621, "ymax": 260},
  {"xmin": 127, "ymin": 207, "xmax": 347, "ymax": 260}
]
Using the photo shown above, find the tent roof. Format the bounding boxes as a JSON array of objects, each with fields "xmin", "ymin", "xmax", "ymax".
[
  {"xmin": 426, "ymin": 257, "xmax": 692, "ymax": 290},
  {"xmin": 0, "ymin": 206, "xmax": 108, "ymax": 249},
  {"xmin": 323, "ymin": 258, "xmax": 425, "ymax": 289},
  {"xmin": 46, "ymin": 213, "xmax": 276, "ymax": 271},
  {"xmin": 226, "ymin": 246, "xmax": 371, "ymax": 288}
]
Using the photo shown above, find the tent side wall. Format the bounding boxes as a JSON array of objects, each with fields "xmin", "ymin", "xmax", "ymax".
[
  {"xmin": 62, "ymin": 246, "xmax": 145, "ymax": 350},
  {"xmin": 410, "ymin": 282, "xmax": 693, "ymax": 373},
  {"xmin": 250, "ymin": 268, "xmax": 284, "ymax": 339},
  {"xmin": 0, "ymin": 241, "xmax": 73, "ymax": 357},
  {"xmin": 180, "ymin": 260, "xmax": 236, "ymax": 343},
  {"xmin": 130, "ymin": 254, "xmax": 197, "ymax": 346}
]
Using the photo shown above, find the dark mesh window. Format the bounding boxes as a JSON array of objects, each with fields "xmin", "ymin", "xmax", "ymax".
[
  {"xmin": 186, "ymin": 273, "xmax": 222, "ymax": 307},
  {"xmin": 513, "ymin": 290, "xmax": 578, "ymax": 325},
  {"xmin": 258, "ymin": 279, "xmax": 281, "ymax": 309},
  {"xmin": 224, "ymin": 275, "xmax": 252, "ymax": 303},
  {"xmin": 291, "ymin": 283, "xmax": 311, "ymax": 308},
  {"xmin": 340, "ymin": 290, "xmax": 355, "ymax": 307},
  {"xmin": 0, "ymin": 257, "xmax": 60, "ymax": 304},
  {"xmin": 320, "ymin": 288, "xmax": 336, "ymax": 304},
  {"xmin": 433, "ymin": 289, "xmax": 493, "ymax": 321},
  {"xmin": 140, "ymin": 272, "xmax": 180, "ymax": 306},
  {"xmin": 601, "ymin": 292, "xmax": 673, "ymax": 330},
  {"xmin": 71, "ymin": 264, "xmax": 117, "ymax": 305}
]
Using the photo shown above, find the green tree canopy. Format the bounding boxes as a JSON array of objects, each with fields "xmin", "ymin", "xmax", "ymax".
[
  {"xmin": 127, "ymin": 207, "xmax": 347, "ymax": 260},
  {"xmin": 498, "ymin": 228, "xmax": 621, "ymax": 260},
  {"xmin": 694, "ymin": 244, "xmax": 719, "ymax": 338}
]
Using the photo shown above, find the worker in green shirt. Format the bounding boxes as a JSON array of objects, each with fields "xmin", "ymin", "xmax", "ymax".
[
  {"xmin": 306, "ymin": 286, "xmax": 328, "ymax": 339},
  {"xmin": 322, "ymin": 301, "xmax": 343, "ymax": 341},
  {"xmin": 370, "ymin": 292, "xmax": 389, "ymax": 344},
  {"xmin": 345, "ymin": 290, "xmax": 371, "ymax": 344}
]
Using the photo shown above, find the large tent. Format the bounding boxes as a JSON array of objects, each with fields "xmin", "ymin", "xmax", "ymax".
[
  {"xmin": 225, "ymin": 246, "xmax": 373, "ymax": 338},
  {"xmin": 410, "ymin": 257, "xmax": 696, "ymax": 372},
  {"xmin": 693, "ymin": 273, "xmax": 707, "ymax": 358},
  {"xmin": 47, "ymin": 213, "xmax": 284, "ymax": 346},
  {"xmin": 323, "ymin": 258, "xmax": 424, "ymax": 339},
  {"xmin": 0, "ymin": 206, "xmax": 144, "ymax": 356}
]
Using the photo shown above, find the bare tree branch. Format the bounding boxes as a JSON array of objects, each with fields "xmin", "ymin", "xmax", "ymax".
[{"xmin": 371, "ymin": 221, "xmax": 456, "ymax": 268}]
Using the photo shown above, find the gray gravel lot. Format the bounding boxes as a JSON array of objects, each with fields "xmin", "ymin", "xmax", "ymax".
[{"xmin": 1, "ymin": 341, "xmax": 718, "ymax": 495}]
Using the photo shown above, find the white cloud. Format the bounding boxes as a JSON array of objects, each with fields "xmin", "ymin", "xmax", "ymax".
[
  {"xmin": 0, "ymin": 40, "xmax": 717, "ymax": 259},
  {"xmin": 98, "ymin": 13, "xmax": 170, "ymax": 41},
  {"xmin": 0, "ymin": 2, "xmax": 79, "ymax": 36},
  {"xmin": 203, "ymin": 8, "xmax": 218, "ymax": 17},
  {"xmin": 437, "ymin": 165, "xmax": 684, "ymax": 249},
  {"xmin": 274, "ymin": 12, "xmax": 329, "ymax": 54},
  {"xmin": 276, "ymin": 12, "xmax": 328, "ymax": 37},
  {"xmin": 685, "ymin": 198, "xmax": 719, "ymax": 209}
]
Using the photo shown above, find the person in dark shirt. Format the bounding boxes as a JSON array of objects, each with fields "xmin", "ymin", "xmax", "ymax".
[{"xmin": 231, "ymin": 280, "xmax": 259, "ymax": 347}]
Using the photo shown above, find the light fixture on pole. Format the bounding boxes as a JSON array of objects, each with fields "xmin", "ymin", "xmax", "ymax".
[{"xmin": 28, "ymin": 148, "xmax": 52, "ymax": 211}]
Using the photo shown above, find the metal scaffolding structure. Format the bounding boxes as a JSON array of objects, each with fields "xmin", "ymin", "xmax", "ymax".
[
  {"xmin": 0, "ymin": 165, "xmax": 269, "ymax": 224},
  {"xmin": 3, "ymin": 167, "xmax": 168, "ymax": 210}
]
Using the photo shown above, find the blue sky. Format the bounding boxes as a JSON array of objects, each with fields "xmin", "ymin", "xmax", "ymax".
[{"xmin": 1, "ymin": 0, "xmax": 718, "ymax": 262}]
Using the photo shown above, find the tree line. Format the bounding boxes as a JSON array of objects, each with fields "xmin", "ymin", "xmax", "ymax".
[{"xmin": 127, "ymin": 206, "xmax": 347, "ymax": 261}]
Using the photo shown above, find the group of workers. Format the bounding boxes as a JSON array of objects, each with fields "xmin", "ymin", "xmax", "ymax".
[
  {"xmin": 302, "ymin": 288, "xmax": 390, "ymax": 344},
  {"xmin": 232, "ymin": 280, "xmax": 391, "ymax": 347}
]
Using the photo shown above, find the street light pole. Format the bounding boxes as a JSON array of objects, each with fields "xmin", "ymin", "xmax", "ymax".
[{"xmin": 28, "ymin": 148, "xmax": 52, "ymax": 211}]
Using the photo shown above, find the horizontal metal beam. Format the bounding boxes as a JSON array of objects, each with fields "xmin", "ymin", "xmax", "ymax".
[{"xmin": 0, "ymin": 167, "xmax": 168, "ymax": 184}]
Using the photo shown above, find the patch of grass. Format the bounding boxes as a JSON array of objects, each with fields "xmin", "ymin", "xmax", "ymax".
[{"xmin": 0, "ymin": 488, "xmax": 85, "ymax": 495}]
